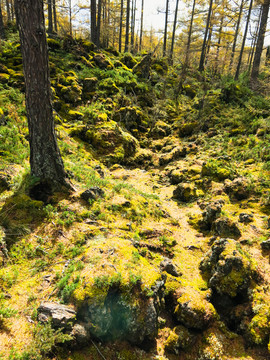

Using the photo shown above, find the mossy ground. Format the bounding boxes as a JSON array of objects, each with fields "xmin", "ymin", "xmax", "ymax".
[{"xmin": 0, "ymin": 32, "xmax": 270, "ymax": 360}]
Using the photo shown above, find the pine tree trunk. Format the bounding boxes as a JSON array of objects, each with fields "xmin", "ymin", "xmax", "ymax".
[
  {"xmin": 6, "ymin": 0, "xmax": 11, "ymax": 22},
  {"xmin": 14, "ymin": 0, "xmax": 70, "ymax": 189},
  {"xmin": 184, "ymin": 0, "xmax": 196, "ymax": 69},
  {"xmin": 53, "ymin": 0, "xmax": 57, "ymax": 33},
  {"xmin": 48, "ymin": 0, "xmax": 53, "ymax": 34},
  {"xmin": 229, "ymin": 0, "xmax": 244, "ymax": 71},
  {"xmin": 68, "ymin": 0, "xmax": 72, "ymax": 36},
  {"xmin": 124, "ymin": 0, "xmax": 130, "ymax": 52},
  {"xmin": 163, "ymin": 0, "xmax": 169, "ymax": 57},
  {"xmin": 130, "ymin": 0, "xmax": 136, "ymax": 53},
  {"xmin": 169, "ymin": 0, "xmax": 179, "ymax": 61},
  {"xmin": 91, "ymin": 0, "xmax": 97, "ymax": 44},
  {"xmin": 0, "ymin": 1, "xmax": 5, "ymax": 39},
  {"xmin": 119, "ymin": 0, "xmax": 124, "ymax": 51},
  {"xmin": 199, "ymin": 0, "xmax": 213, "ymax": 71},
  {"xmin": 235, "ymin": 0, "xmax": 253, "ymax": 80},
  {"xmin": 250, "ymin": 0, "xmax": 270, "ymax": 81},
  {"xmin": 139, "ymin": 0, "xmax": 144, "ymax": 51},
  {"xmin": 97, "ymin": 0, "xmax": 102, "ymax": 47},
  {"xmin": 248, "ymin": 7, "xmax": 261, "ymax": 69}
]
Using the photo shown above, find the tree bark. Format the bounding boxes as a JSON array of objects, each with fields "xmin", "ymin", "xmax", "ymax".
[
  {"xmin": 139, "ymin": 0, "xmax": 144, "ymax": 51},
  {"xmin": 169, "ymin": 0, "xmax": 179, "ymax": 61},
  {"xmin": 6, "ymin": 0, "xmax": 11, "ymax": 22},
  {"xmin": 250, "ymin": 0, "xmax": 270, "ymax": 81},
  {"xmin": 14, "ymin": 0, "xmax": 70, "ymax": 189},
  {"xmin": 119, "ymin": 0, "xmax": 124, "ymax": 51},
  {"xmin": 163, "ymin": 0, "xmax": 169, "ymax": 57},
  {"xmin": 199, "ymin": 0, "xmax": 213, "ymax": 71},
  {"xmin": 0, "ymin": 1, "xmax": 5, "ymax": 39},
  {"xmin": 229, "ymin": 0, "xmax": 244, "ymax": 71},
  {"xmin": 48, "ymin": 0, "xmax": 53, "ymax": 34},
  {"xmin": 130, "ymin": 0, "xmax": 136, "ymax": 52},
  {"xmin": 124, "ymin": 0, "xmax": 130, "ymax": 52},
  {"xmin": 184, "ymin": 0, "xmax": 196, "ymax": 69},
  {"xmin": 97, "ymin": 0, "xmax": 102, "ymax": 47},
  {"xmin": 248, "ymin": 7, "xmax": 261, "ymax": 69},
  {"xmin": 52, "ymin": 0, "xmax": 57, "ymax": 33},
  {"xmin": 235, "ymin": 0, "xmax": 253, "ymax": 80},
  {"xmin": 90, "ymin": 0, "xmax": 97, "ymax": 44}
]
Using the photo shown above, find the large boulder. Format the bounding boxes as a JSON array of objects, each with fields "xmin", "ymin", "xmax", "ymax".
[
  {"xmin": 200, "ymin": 239, "xmax": 259, "ymax": 298},
  {"xmin": 224, "ymin": 177, "xmax": 250, "ymax": 200},
  {"xmin": 173, "ymin": 286, "xmax": 215, "ymax": 330},
  {"xmin": 77, "ymin": 293, "xmax": 158, "ymax": 345},
  {"xmin": 173, "ymin": 182, "xmax": 199, "ymax": 202}
]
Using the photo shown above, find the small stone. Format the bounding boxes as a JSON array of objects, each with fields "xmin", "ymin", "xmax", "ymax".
[
  {"xmin": 160, "ymin": 258, "xmax": 181, "ymax": 277},
  {"xmin": 71, "ymin": 323, "xmax": 90, "ymax": 345},
  {"xmin": 38, "ymin": 302, "xmax": 76, "ymax": 330},
  {"xmin": 261, "ymin": 239, "xmax": 270, "ymax": 250},
  {"xmin": 214, "ymin": 217, "xmax": 241, "ymax": 239},
  {"xmin": 239, "ymin": 213, "xmax": 254, "ymax": 223},
  {"xmin": 80, "ymin": 187, "xmax": 105, "ymax": 201}
]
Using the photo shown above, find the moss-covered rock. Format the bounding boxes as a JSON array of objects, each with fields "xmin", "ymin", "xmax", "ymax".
[
  {"xmin": 82, "ymin": 77, "xmax": 98, "ymax": 94},
  {"xmin": 164, "ymin": 325, "xmax": 194, "ymax": 354},
  {"xmin": 214, "ymin": 217, "xmax": 241, "ymax": 239},
  {"xmin": 93, "ymin": 54, "xmax": 113, "ymax": 69},
  {"xmin": 202, "ymin": 160, "xmax": 234, "ymax": 181},
  {"xmin": 224, "ymin": 177, "xmax": 251, "ymax": 200},
  {"xmin": 200, "ymin": 238, "xmax": 258, "ymax": 298},
  {"xmin": 174, "ymin": 286, "xmax": 216, "ymax": 330},
  {"xmin": 47, "ymin": 37, "xmax": 61, "ymax": 51},
  {"xmin": 178, "ymin": 122, "xmax": 198, "ymax": 137},
  {"xmin": 173, "ymin": 182, "xmax": 200, "ymax": 202},
  {"xmin": 120, "ymin": 53, "xmax": 137, "ymax": 69},
  {"xmin": 133, "ymin": 54, "xmax": 151, "ymax": 79},
  {"xmin": 151, "ymin": 120, "xmax": 171, "ymax": 139},
  {"xmin": 113, "ymin": 106, "xmax": 149, "ymax": 135}
]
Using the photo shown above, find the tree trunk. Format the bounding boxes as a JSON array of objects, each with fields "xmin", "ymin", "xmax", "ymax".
[
  {"xmin": 139, "ymin": 0, "xmax": 144, "ymax": 51},
  {"xmin": 0, "ymin": 1, "xmax": 5, "ymax": 39},
  {"xmin": 6, "ymin": 0, "xmax": 11, "ymax": 22},
  {"xmin": 14, "ymin": 0, "xmax": 70, "ymax": 189},
  {"xmin": 52, "ymin": 0, "xmax": 57, "ymax": 32},
  {"xmin": 48, "ymin": 0, "xmax": 53, "ymax": 34},
  {"xmin": 119, "ymin": 0, "xmax": 124, "ymax": 51},
  {"xmin": 163, "ymin": 0, "xmax": 169, "ymax": 57},
  {"xmin": 248, "ymin": 7, "xmax": 261, "ymax": 69},
  {"xmin": 130, "ymin": 0, "xmax": 136, "ymax": 52},
  {"xmin": 184, "ymin": 0, "xmax": 196, "ymax": 69},
  {"xmin": 169, "ymin": 0, "xmax": 179, "ymax": 61},
  {"xmin": 90, "ymin": 0, "xmax": 97, "ymax": 44},
  {"xmin": 250, "ymin": 0, "xmax": 270, "ymax": 81},
  {"xmin": 97, "ymin": 0, "xmax": 102, "ymax": 47},
  {"xmin": 69, "ymin": 0, "xmax": 72, "ymax": 36},
  {"xmin": 235, "ymin": 0, "xmax": 253, "ymax": 80},
  {"xmin": 124, "ymin": 0, "xmax": 130, "ymax": 52},
  {"xmin": 229, "ymin": 0, "xmax": 244, "ymax": 71},
  {"xmin": 214, "ymin": 10, "xmax": 224, "ymax": 73},
  {"xmin": 199, "ymin": 0, "xmax": 213, "ymax": 71}
]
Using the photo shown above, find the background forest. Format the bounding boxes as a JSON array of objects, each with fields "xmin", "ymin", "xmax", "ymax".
[{"xmin": 0, "ymin": 0, "xmax": 270, "ymax": 360}]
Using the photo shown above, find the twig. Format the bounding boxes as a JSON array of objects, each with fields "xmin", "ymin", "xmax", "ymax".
[{"xmin": 90, "ymin": 339, "xmax": 107, "ymax": 360}]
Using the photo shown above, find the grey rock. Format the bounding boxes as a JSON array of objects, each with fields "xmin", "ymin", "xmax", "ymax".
[
  {"xmin": 80, "ymin": 187, "xmax": 105, "ymax": 201},
  {"xmin": 214, "ymin": 216, "xmax": 241, "ymax": 239},
  {"xmin": 261, "ymin": 239, "xmax": 270, "ymax": 250},
  {"xmin": 160, "ymin": 258, "xmax": 181, "ymax": 277},
  {"xmin": 38, "ymin": 302, "xmax": 76, "ymax": 330},
  {"xmin": 224, "ymin": 177, "xmax": 250, "ymax": 200},
  {"xmin": 70, "ymin": 323, "xmax": 90, "ymax": 345},
  {"xmin": 239, "ymin": 213, "xmax": 254, "ymax": 223}
]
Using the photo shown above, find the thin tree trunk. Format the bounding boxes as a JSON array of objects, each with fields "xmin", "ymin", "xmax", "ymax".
[
  {"xmin": 163, "ymin": 0, "xmax": 169, "ymax": 57},
  {"xmin": 48, "ymin": 0, "xmax": 53, "ymax": 34},
  {"xmin": 184, "ymin": 0, "xmax": 196, "ymax": 69},
  {"xmin": 250, "ymin": 0, "xmax": 270, "ymax": 81},
  {"xmin": 91, "ymin": 0, "xmax": 97, "ymax": 44},
  {"xmin": 10, "ymin": 0, "xmax": 15, "ymax": 21},
  {"xmin": 97, "ymin": 0, "xmax": 102, "ymax": 47},
  {"xmin": 69, "ymin": 0, "xmax": 72, "ymax": 36},
  {"xmin": 119, "ymin": 0, "xmax": 124, "ymax": 51},
  {"xmin": 130, "ymin": 0, "xmax": 136, "ymax": 52},
  {"xmin": 0, "ymin": 1, "xmax": 5, "ymax": 39},
  {"xmin": 52, "ymin": 0, "xmax": 57, "ymax": 32},
  {"xmin": 248, "ymin": 7, "xmax": 262, "ymax": 69},
  {"xmin": 169, "ymin": 0, "xmax": 179, "ymax": 61},
  {"xmin": 214, "ymin": 11, "xmax": 224, "ymax": 73},
  {"xmin": 14, "ymin": 0, "xmax": 71, "ymax": 189},
  {"xmin": 199, "ymin": 0, "xmax": 213, "ymax": 71},
  {"xmin": 229, "ymin": 0, "xmax": 244, "ymax": 71},
  {"xmin": 125, "ymin": 0, "xmax": 130, "ymax": 52},
  {"xmin": 6, "ymin": 0, "xmax": 11, "ymax": 22},
  {"xmin": 235, "ymin": 0, "xmax": 253, "ymax": 80},
  {"xmin": 139, "ymin": 0, "xmax": 144, "ymax": 51}
]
